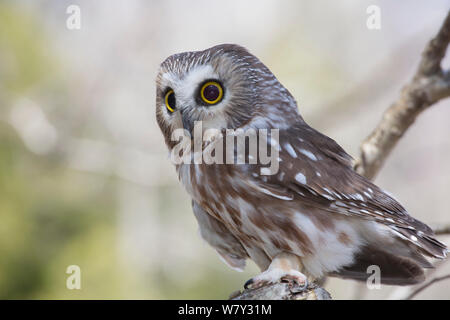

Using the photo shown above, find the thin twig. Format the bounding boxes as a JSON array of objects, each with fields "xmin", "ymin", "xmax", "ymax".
[
  {"xmin": 405, "ymin": 274, "xmax": 450, "ymax": 300},
  {"xmin": 387, "ymin": 259, "xmax": 450, "ymax": 299},
  {"xmin": 354, "ymin": 10, "xmax": 450, "ymax": 180},
  {"xmin": 433, "ymin": 223, "xmax": 450, "ymax": 235}
]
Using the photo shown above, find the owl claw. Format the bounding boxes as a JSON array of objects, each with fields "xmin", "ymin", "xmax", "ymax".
[
  {"xmin": 281, "ymin": 274, "xmax": 309, "ymax": 293},
  {"xmin": 243, "ymin": 278, "xmax": 255, "ymax": 289},
  {"xmin": 244, "ymin": 268, "xmax": 308, "ymax": 291}
]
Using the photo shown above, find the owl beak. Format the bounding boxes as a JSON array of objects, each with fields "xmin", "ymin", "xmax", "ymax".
[{"xmin": 180, "ymin": 111, "xmax": 194, "ymax": 135}]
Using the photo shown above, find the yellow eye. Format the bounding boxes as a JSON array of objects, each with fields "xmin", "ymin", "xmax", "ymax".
[
  {"xmin": 165, "ymin": 89, "xmax": 176, "ymax": 112},
  {"xmin": 200, "ymin": 81, "xmax": 223, "ymax": 105}
]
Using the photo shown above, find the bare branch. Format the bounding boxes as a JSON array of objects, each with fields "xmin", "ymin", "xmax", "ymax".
[
  {"xmin": 387, "ymin": 258, "xmax": 450, "ymax": 299},
  {"xmin": 230, "ymin": 282, "xmax": 331, "ymax": 300},
  {"xmin": 405, "ymin": 274, "xmax": 450, "ymax": 300},
  {"xmin": 355, "ymin": 10, "xmax": 450, "ymax": 180},
  {"xmin": 432, "ymin": 223, "xmax": 450, "ymax": 235}
]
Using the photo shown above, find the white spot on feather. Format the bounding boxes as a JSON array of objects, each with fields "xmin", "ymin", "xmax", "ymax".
[
  {"xmin": 270, "ymin": 138, "xmax": 279, "ymax": 148},
  {"xmin": 351, "ymin": 193, "xmax": 364, "ymax": 201},
  {"xmin": 321, "ymin": 194, "xmax": 334, "ymax": 201},
  {"xmin": 259, "ymin": 187, "xmax": 293, "ymax": 201},
  {"xmin": 335, "ymin": 201, "xmax": 348, "ymax": 208},
  {"xmin": 332, "ymin": 192, "xmax": 342, "ymax": 200},
  {"xmin": 363, "ymin": 191, "xmax": 372, "ymax": 199},
  {"xmin": 299, "ymin": 149, "xmax": 317, "ymax": 161},
  {"xmin": 284, "ymin": 143, "xmax": 297, "ymax": 158},
  {"xmin": 295, "ymin": 173, "xmax": 307, "ymax": 184}
]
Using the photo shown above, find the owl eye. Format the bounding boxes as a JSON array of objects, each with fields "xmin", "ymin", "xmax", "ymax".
[
  {"xmin": 165, "ymin": 89, "xmax": 176, "ymax": 113},
  {"xmin": 200, "ymin": 81, "xmax": 223, "ymax": 105}
]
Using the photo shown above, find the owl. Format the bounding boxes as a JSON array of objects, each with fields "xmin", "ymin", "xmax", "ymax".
[{"xmin": 156, "ymin": 44, "xmax": 447, "ymax": 289}]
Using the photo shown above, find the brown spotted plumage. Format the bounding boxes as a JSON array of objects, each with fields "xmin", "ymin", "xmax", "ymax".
[{"xmin": 156, "ymin": 44, "xmax": 447, "ymax": 287}]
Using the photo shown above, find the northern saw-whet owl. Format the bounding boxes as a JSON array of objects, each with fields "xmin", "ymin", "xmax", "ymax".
[{"xmin": 156, "ymin": 44, "xmax": 447, "ymax": 290}]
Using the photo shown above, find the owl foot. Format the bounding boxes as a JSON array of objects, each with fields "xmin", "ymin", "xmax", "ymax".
[
  {"xmin": 244, "ymin": 268, "xmax": 308, "ymax": 291},
  {"xmin": 244, "ymin": 252, "xmax": 308, "ymax": 292}
]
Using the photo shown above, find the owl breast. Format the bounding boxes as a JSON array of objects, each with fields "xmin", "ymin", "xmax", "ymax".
[{"xmin": 176, "ymin": 162, "xmax": 365, "ymax": 277}]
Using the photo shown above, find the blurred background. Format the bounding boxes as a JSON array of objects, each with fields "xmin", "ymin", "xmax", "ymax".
[{"xmin": 0, "ymin": 0, "xmax": 449, "ymax": 299}]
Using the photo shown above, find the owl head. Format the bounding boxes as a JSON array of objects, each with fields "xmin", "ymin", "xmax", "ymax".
[{"xmin": 155, "ymin": 44, "xmax": 301, "ymax": 148}]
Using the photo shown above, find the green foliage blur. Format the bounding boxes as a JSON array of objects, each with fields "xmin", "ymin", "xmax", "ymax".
[
  {"xmin": 0, "ymin": 3, "xmax": 124, "ymax": 299},
  {"xmin": 0, "ymin": 2, "xmax": 249, "ymax": 299}
]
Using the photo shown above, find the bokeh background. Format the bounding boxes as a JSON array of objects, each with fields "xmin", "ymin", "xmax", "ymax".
[{"xmin": 1, "ymin": 0, "xmax": 449, "ymax": 299}]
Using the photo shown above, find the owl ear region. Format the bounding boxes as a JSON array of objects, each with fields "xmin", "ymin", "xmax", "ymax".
[{"xmin": 169, "ymin": 121, "xmax": 279, "ymax": 175}]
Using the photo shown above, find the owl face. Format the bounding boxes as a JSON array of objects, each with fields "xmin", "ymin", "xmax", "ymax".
[{"xmin": 156, "ymin": 44, "xmax": 300, "ymax": 149}]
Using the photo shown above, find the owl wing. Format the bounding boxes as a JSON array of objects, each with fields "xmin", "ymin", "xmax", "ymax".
[{"xmin": 250, "ymin": 123, "xmax": 447, "ymax": 259}]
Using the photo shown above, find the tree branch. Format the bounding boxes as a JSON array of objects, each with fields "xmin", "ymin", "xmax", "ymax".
[
  {"xmin": 405, "ymin": 274, "xmax": 450, "ymax": 300},
  {"xmin": 232, "ymin": 10, "xmax": 450, "ymax": 300},
  {"xmin": 354, "ymin": 10, "xmax": 450, "ymax": 180},
  {"xmin": 387, "ymin": 258, "xmax": 450, "ymax": 299},
  {"xmin": 230, "ymin": 282, "xmax": 331, "ymax": 300},
  {"xmin": 433, "ymin": 223, "xmax": 450, "ymax": 235}
]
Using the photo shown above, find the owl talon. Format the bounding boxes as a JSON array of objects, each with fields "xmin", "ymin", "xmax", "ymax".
[
  {"xmin": 243, "ymin": 278, "xmax": 254, "ymax": 289},
  {"xmin": 281, "ymin": 274, "xmax": 309, "ymax": 292},
  {"xmin": 244, "ymin": 277, "xmax": 269, "ymax": 290},
  {"xmin": 244, "ymin": 268, "xmax": 308, "ymax": 291}
]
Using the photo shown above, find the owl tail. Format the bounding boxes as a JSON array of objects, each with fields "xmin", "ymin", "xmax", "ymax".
[{"xmin": 330, "ymin": 244, "xmax": 432, "ymax": 285}]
